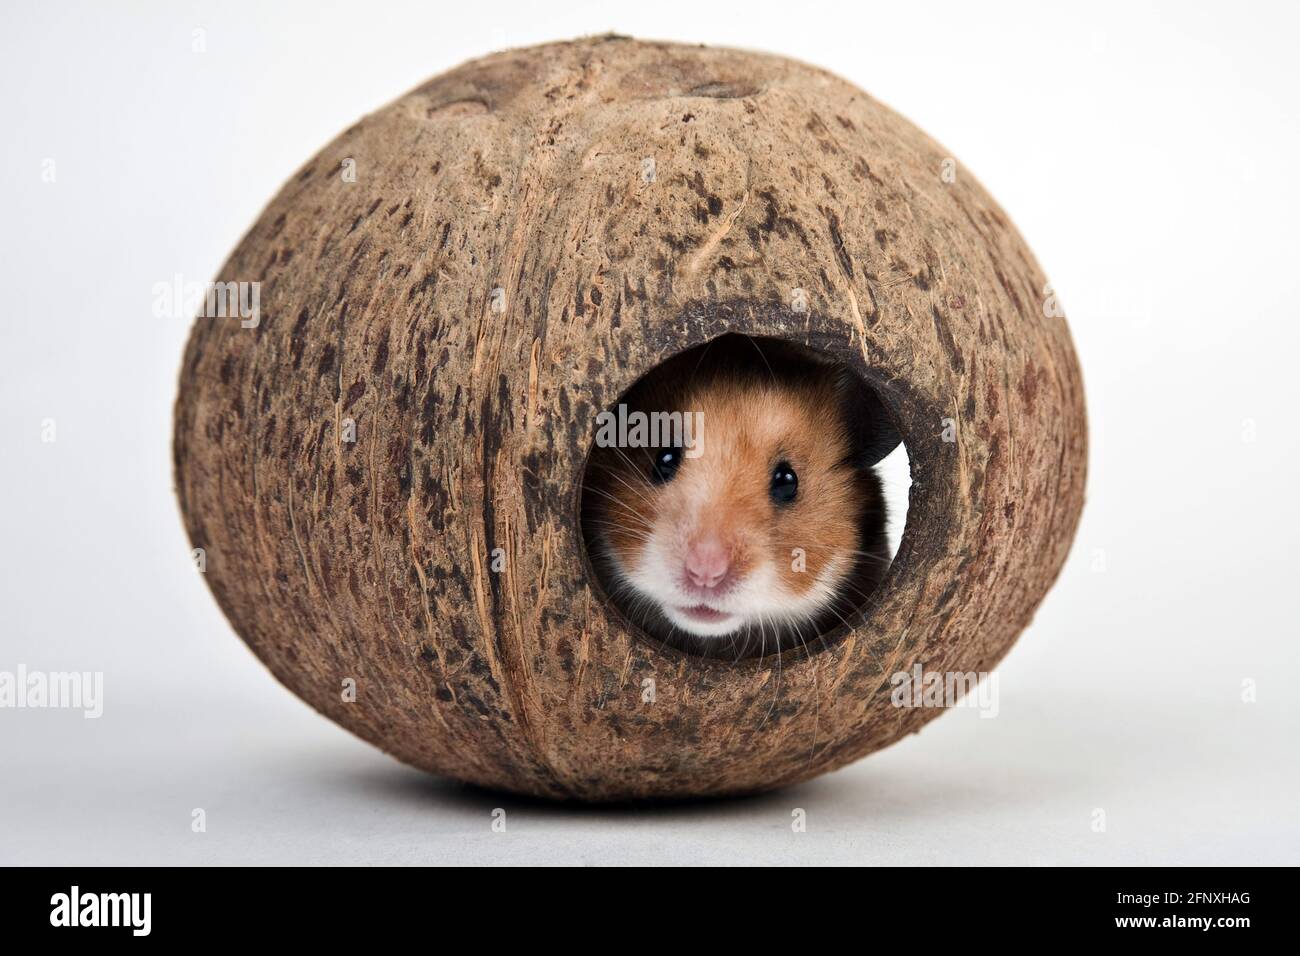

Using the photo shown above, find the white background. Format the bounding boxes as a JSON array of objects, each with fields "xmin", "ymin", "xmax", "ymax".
[{"xmin": 1, "ymin": 0, "xmax": 1297, "ymax": 865}]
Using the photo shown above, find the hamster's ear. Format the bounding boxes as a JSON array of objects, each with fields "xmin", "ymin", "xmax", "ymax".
[{"xmin": 834, "ymin": 369, "xmax": 902, "ymax": 468}]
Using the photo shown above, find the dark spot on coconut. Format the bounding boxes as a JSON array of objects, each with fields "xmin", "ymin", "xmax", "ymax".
[
  {"xmin": 372, "ymin": 335, "xmax": 390, "ymax": 375},
  {"xmin": 408, "ymin": 269, "xmax": 438, "ymax": 301},
  {"xmin": 682, "ymin": 170, "xmax": 708, "ymax": 198},
  {"xmin": 1020, "ymin": 360, "xmax": 1040, "ymax": 413},
  {"xmin": 994, "ymin": 265, "xmax": 1024, "ymax": 313},
  {"xmin": 418, "ymin": 385, "xmax": 440, "ymax": 446},
  {"xmin": 345, "ymin": 378, "xmax": 366, "ymax": 407},
  {"xmin": 317, "ymin": 344, "xmax": 336, "ymax": 378},
  {"xmin": 823, "ymin": 207, "xmax": 854, "ymax": 283},
  {"xmin": 383, "ymin": 435, "xmax": 408, "ymax": 494}
]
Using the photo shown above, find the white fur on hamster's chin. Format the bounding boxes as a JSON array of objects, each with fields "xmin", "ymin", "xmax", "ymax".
[{"xmin": 615, "ymin": 540, "xmax": 848, "ymax": 639}]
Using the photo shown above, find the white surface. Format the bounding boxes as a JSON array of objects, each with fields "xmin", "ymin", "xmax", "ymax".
[
  {"xmin": 1, "ymin": 680, "xmax": 1291, "ymax": 866},
  {"xmin": 2, "ymin": 0, "xmax": 1298, "ymax": 866}
]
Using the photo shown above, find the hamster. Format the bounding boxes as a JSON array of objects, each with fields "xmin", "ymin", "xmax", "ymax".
[{"xmin": 581, "ymin": 335, "xmax": 900, "ymax": 659}]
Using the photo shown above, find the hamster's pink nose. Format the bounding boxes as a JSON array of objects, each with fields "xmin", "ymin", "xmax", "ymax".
[{"xmin": 685, "ymin": 538, "xmax": 731, "ymax": 590}]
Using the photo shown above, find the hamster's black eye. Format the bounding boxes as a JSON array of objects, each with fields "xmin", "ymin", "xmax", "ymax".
[
  {"xmin": 770, "ymin": 461, "xmax": 798, "ymax": 504},
  {"xmin": 651, "ymin": 446, "xmax": 683, "ymax": 484}
]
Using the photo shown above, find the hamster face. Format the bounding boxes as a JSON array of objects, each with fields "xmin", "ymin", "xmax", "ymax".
[{"xmin": 586, "ymin": 365, "xmax": 886, "ymax": 653}]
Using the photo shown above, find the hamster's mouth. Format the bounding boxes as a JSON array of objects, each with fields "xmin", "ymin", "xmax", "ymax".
[
  {"xmin": 678, "ymin": 604, "xmax": 731, "ymax": 623},
  {"xmin": 663, "ymin": 602, "xmax": 746, "ymax": 638}
]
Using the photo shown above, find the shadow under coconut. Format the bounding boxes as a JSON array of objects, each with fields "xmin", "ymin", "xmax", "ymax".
[
  {"xmin": 314, "ymin": 702, "xmax": 1134, "ymax": 838},
  {"xmin": 332, "ymin": 754, "xmax": 1091, "ymax": 829},
  {"xmin": 343, "ymin": 761, "xmax": 822, "ymax": 818}
]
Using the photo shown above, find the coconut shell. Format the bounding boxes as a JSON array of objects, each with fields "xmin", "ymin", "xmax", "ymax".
[{"xmin": 173, "ymin": 36, "xmax": 1087, "ymax": 800}]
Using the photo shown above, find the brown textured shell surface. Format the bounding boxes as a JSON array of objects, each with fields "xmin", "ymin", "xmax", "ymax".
[{"xmin": 173, "ymin": 36, "xmax": 1086, "ymax": 800}]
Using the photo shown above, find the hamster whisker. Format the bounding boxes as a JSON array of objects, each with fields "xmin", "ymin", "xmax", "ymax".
[
  {"xmin": 739, "ymin": 333, "xmax": 779, "ymax": 386},
  {"xmin": 581, "ymin": 485, "xmax": 657, "ymax": 519},
  {"xmin": 586, "ymin": 461, "xmax": 659, "ymax": 507},
  {"xmin": 800, "ymin": 545, "xmax": 893, "ymax": 567},
  {"xmin": 607, "ymin": 445, "xmax": 660, "ymax": 484},
  {"xmin": 582, "ymin": 502, "xmax": 655, "ymax": 530},
  {"xmin": 585, "ymin": 521, "xmax": 655, "ymax": 542}
]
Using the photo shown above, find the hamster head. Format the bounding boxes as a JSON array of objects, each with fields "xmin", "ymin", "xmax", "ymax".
[{"xmin": 583, "ymin": 337, "xmax": 896, "ymax": 656}]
